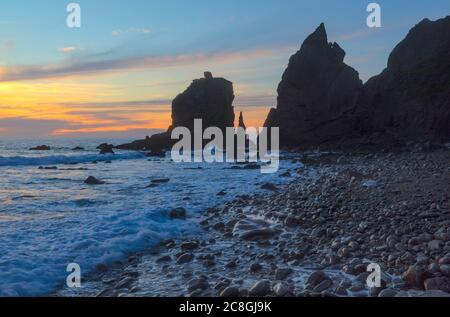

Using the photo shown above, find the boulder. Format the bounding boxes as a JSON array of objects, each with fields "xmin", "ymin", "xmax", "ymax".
[
  {"xmin": 233, "ymin": 218, "xmax": 281, "ymax": 241},
  {"xmin": 177, "ymin": 253, "xmax": 194, "ymax": 264},
  {"xmin": 151, "ymin": 178, "xmax": 170, "ymax": 184},
  {"xmin": 220, "ymin": 286, "xmax": 240, "ymax": 297},
  {"xmin": 402, "ymin": 265, "xmax": 433, "ymax": 288},
  {"xmin": 248, "ymin": 280, "xmax": 271, "ymax": 297},
  {"xmin": 306, "ymin": 270, "xmax": 331, "ymax": 288},
  {"xmin": 275, "ymin": 267, "xmax": 293, "ymax": 280},
  {"xmin": 424, "ymin": 277, "xmax": 450, "ymax": 293},
  {"xmin": 187, "ymin": 276, "xmax": 209, "ymax": 292},
  {"xmin": 378, "ymin": 289, "xmax": 398, "ymax": 298}
]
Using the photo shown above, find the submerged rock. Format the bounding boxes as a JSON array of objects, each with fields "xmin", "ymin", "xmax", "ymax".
[
  {"xmin": 84, "ymin": 176, "xmax": 105, "ymax": 185},
  {"xmin": 169, "ymin": 207, "xmax": 187, "ymax": 220},
  {"xmin": 275, "ymin": 268, "xmax": 293, "ymax": 280},
  {"xmin": 30, "ymin": 145, "xmax": 51, "ymax": 151},
  {"xmin": 151, "ymin": 178, "xmax": 170, "ymax": 184},
  {"xmin": 273, "ymin": 282, "xmax": 294, "ymax": 297},
  {"xmin": 38, "ymin": 166, "xmax": 57, "ymax": 170},
  {"xmin": 187, "ymin": 276, "xmax": 209, "ymax": 292},
  {"xmin": 261, "ymin": 183, "xmax": 278, "ymax": 191}
]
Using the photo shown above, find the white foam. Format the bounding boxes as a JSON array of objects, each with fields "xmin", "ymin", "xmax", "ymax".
[
  {"xmin": 0, "ymin": 143, "xmax": 296, "ymax": 296},
  {"xmin": 0, "ymin": 152, "xmax": 145, "ymax": 167}
]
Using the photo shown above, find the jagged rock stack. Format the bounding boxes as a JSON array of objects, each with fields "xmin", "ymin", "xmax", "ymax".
[
  {"xmin": 266, "ymin": 16, "xmax": 450, "ymax": 149},
  {"xmin": 265, "ymin": 23, "xmax": 363, "ymax": 147},
  {"xmin": 116, "ymin": 16, "xmax": 450, "ymax": 152}
]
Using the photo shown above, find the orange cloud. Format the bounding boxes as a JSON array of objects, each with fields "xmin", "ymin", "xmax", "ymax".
[{"xmin": 58, "ymin": 47, "xmax": 79, "ymax": 53}]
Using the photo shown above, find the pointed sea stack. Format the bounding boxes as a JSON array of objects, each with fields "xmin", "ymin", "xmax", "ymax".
[
  {"xmin": 266, "ymin": 17, "xmax": 450, "ymax": 149},
  {"xmin": 265, "ymin": 23, "xmax": 363, "ymax": 147},
  {"xmin": 238, "ymin": 112, "xmax": 246, "ymax": 130}
]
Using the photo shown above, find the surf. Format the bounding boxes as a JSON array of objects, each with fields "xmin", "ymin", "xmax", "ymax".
[{"xmin": 0, "ymin": 152, "xmax": 146, "ymax": 167}]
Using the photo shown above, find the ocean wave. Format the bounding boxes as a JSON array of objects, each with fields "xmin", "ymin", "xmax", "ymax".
[{"xmin": 0, "ymin": 152, "xmax": 146, "ymax": 167}]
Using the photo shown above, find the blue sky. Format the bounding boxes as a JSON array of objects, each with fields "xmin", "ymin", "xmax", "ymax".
[{"xmin": 0, "ymin": 0, "xmax": 449, "ymax": 138}]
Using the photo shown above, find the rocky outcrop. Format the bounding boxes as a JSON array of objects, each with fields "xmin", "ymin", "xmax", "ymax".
[
  {"xmin": 30, "ymin": 145, "xmax": 51, "ymax": 151},
  {"xmin": 84, "ymin": 176, "xmax": 105, "ymax": 185},
  {"xmin": 358, "ymin": 16, "xmax": 450, "ymax": 143},
  {"xmin": 263, "ymin": 108, "xmax": 278, "ymax": 128},
  {"xmin": 97, "ymin": 143, "xmax": 114, "ymax": 154},
  {"xmin": 171, "ymin": 72, "xmax": 235, "ymax": 132},
  {"xmin": 265, "ymin": 23, "xmax": 363, "ymax": 147},
  {"xmin": 117, "ymin": 72, "xmax": 235, "ymax": 152},
  {"xmin": 116, "ymin": 134, "xmax": 172, "ymax": 152},
  {"xmin": 265, "ymin": 17, "xmax": 450, "ymax": 148},
  {"xmin": 238, "ymin": 112, "xmax": 246, "ymax": 130}
]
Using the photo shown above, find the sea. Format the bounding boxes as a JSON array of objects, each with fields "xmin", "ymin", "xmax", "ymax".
[{"xmin": 0, "ymin": 138, "xmax": 296, "ymax": 296}]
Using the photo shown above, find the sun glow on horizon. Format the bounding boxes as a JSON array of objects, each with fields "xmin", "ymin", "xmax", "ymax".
[{"xmin": 0, "ymin": 71, "xmax": 272, "ymax": 138}]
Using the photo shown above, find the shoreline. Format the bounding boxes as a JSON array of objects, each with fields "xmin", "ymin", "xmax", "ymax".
[{"xmin": 56, "ymin": 148, "xmax": 450, "ymax": 297}]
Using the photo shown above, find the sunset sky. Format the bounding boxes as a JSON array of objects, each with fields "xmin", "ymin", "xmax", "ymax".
[{"xmin": 0, "ymin": 0, "xmax": 448, "ymax": 139}]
